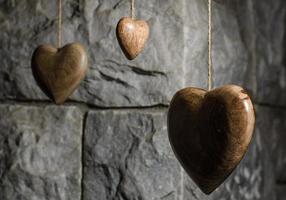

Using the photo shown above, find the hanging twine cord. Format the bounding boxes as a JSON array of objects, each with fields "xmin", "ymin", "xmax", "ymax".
[
  {"xmin": 57, "ymin": 0, "xmax": 62, "ymax": 48},
  {"xmin": 130, "ymin": 0, "xmax": 135, "ymax": 19},
  {"xmin": 208, "ymin": 0, "xmax": 213, "ymax": 91}
]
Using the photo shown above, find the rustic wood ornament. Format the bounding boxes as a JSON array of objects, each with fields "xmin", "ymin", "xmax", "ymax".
[
  {"xmin": 167, "ymin": 0, "xmax": 256, "ymax": 194},
  {"xmin": 116, "ymin": 0, "xmax": 149, "ymax": 60},
  {"xmin": 32, "ymin": 43, "xmax": 88, "ymax": 104},
  {"xmin": 31, "ymin": 0, "xmax": 88, "ymax": 104},
  {"xmin": 168, "ymin": 85, "xmax": 255, "ymax": 194}
]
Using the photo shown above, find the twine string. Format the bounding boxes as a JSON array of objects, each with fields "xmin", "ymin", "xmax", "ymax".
[
  {"xmin": 208, "ymin": 0, "xmax": 213, "ymax": 91},
  {"xmin": 131, "ymin": 0, "xmax": 135, "ymax": 19},
  {"xmin": 57, "ymin": 0, "xmax": 62, "ymax": 48}
]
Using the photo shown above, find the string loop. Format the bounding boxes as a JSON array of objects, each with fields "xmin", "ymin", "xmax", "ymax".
[
  {"xmin": 131, "ymin": 0, "xmax": 135, "ymax": 19},
  {"xmin": 57, "ymin": 0, "xmax": 62, "ymax": 48},
  {"xmin": 208, "ymin": 0, "xmax": 213, "ymax": 91}
]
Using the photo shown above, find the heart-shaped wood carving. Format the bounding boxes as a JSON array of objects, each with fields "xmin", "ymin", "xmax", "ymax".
[
  {"xmin": 31, "ymin": 43, "xmax": 88, "ymax": 104},
  {"xmin": 116, "ymin": 17, "xmax": 149, "ymax": 60},
  {"xmin": 168, "ymin": 85, "xmax": 255, "ymax": 194}
]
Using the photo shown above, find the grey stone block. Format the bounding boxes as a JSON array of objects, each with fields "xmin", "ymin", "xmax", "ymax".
[
  {"xmin": 184, "ymin": 0, "xmax": 253, "ymax": 93},
  {"xmin": 1, "ymin": 0, "xmax": 285, "ymax": 107},
  {"xmin": 83, "ymin": 107, "xmax": 283, "ymax": 200},
  {"xmin": 0, "ymin": 105, "xmax": 83, "ymax": 200},
  {"xmin": 0, "ymin": 0, "xmax": 185, "ymax": 107},
  {"xmin": 254, "ymin": 106, "xmax": 286, "ymax": 183},
  {"xmin": 254, "ymin": 0, "xmax": 286, "ymax": 106},
  {"xmin": 184, "ymin": 0, "xmax": 286, "ymax": 106},
  {"xmin": 276, "ymin": 185, "xmax": 286, "ymax": 200},
  {"xmin": 83, "ymin": 109, "xmax": 203, "ymax": 200}
]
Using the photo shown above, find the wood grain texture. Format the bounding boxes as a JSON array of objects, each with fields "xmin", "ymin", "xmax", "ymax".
[
  {"xmin": 31, "ymin": 43, "xmax": 88, "ymax": 104},
  {"xmin": 116, "ymin": 17, "xmax": 149, "ymax": 60},
  {"xmin": 168, "ymin": 85, "xmax": 255, "ymax": 194}
]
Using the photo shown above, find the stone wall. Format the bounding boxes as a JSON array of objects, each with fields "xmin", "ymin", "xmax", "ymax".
[{"xmin": 0, "ymin": 0, "xmax": 285, "ymax": 200}]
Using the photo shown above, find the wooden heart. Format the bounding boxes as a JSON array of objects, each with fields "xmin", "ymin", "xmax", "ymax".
[
  {"xmin": 168, "ymin": 85, "xmax": 255, "ymax": 194},
  {"xmin": 116, "ymin": 17, "xmax": 149, "ymax": 60},
  {"xmin": 32, "ymin": 43, "xmax": 88, "ymax": 104}
]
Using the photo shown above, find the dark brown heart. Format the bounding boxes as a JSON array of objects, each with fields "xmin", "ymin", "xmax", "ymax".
[
  {"xmin": 32, "ymin": 43, "xmax": 88, "ymax": 104},
  {"xmin": 168, "ymin": 85, "xmax": 255, "ymax": 194},
  {"xmin": 116, "ymin": 17, "xmax": 149, "ymax": 60}
]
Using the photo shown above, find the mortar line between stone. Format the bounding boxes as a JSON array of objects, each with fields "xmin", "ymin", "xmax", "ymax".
[
  {"xmin": 80, "ymin": 112, "xmax": 89, "ymax": 200},
  {"xmin": 0, "ymin": 100, "xmax": 169, "ymax": 110},
  {"xmin": 0, "ymin": 100, "xmax": 285, "ymax": 111}
]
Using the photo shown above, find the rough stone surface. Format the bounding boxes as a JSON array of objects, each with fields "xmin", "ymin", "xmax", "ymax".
[
  {"xmin": 184, "ymin": 0, "xmax": 251, "ymax": 91},
  {"xmin": 83, "ymin": 108, "xmax": 286, "ymax": 200},
  {"xmin": 0, "ymin": 105, "xmax": 83, "ymax": 200},
  {"xmin": 185, "ymin": 0, "xmax": 286, "ymax": 106},
  {"xmin": 0, "ymin": 0, "xmax": 185, "ymax": 106},
  {"xmin": 254, "ymin": 106, "xmax": 286, "ymax": 183},
  {"xmin": 0, "ymin": 0, "xmax": 285, "ymax": 106},
  {"xmin": 83, "ymin": 109, "xmax": 187, "ymax": 200},
  {"xmin": 0, "ymin": 0, "xmax": 286, "ymax": 200},
  {"xmin": 254, "ymin": 0, "xmax": 286, "ymax": 106}
]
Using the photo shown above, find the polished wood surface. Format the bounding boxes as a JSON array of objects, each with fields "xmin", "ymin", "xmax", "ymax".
[
  {"xmin": 32, "ymin": 43, "xmax": 88, "ymax": 104},
  {"xmin": 168, "ymin": 85, "xmax": 255, "ymax": 194},
  {"xmin": 116, "ymin": 17, "xmax": 149, "ymax": 60}
]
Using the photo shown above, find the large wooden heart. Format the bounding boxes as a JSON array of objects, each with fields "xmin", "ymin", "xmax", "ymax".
[
  {"xmin": 32, "ymin": 43, "xmax": 88, "ymax": 104},
  {"xmin": 116, "ymin": 17, "xmax": 149, "ymax": 60},
  {"xmin": 168, "ymin": 85, "xmax": 255, "ymax": 194}
]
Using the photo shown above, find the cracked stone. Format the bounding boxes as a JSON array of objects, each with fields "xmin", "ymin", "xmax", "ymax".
[
  {"xmin": 83, "ymin": 109, "xmax": 188, "ymax": 200},
  {"xmin": 1, "ymin": 0, "xmax": 285, "ymax": 106},
  {"xmin": 0, "ymin": 105, "xmax": 83, "ymax": 200},
  {"xmin": 0, "ymin": 0, "xmax": 185, "ymax": 107}
]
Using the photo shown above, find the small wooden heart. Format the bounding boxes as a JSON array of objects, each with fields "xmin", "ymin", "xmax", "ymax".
[
  {"xmin": 168, "ymin": 85, "xmax": 255, "ymax": 194},
  {"xmin": 31, "ymin": 43, "xmax": 88, "ymax": 104},
  {"xmin": 116, "ymin": 17, "xmax": 149, "ymax": 60}
]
